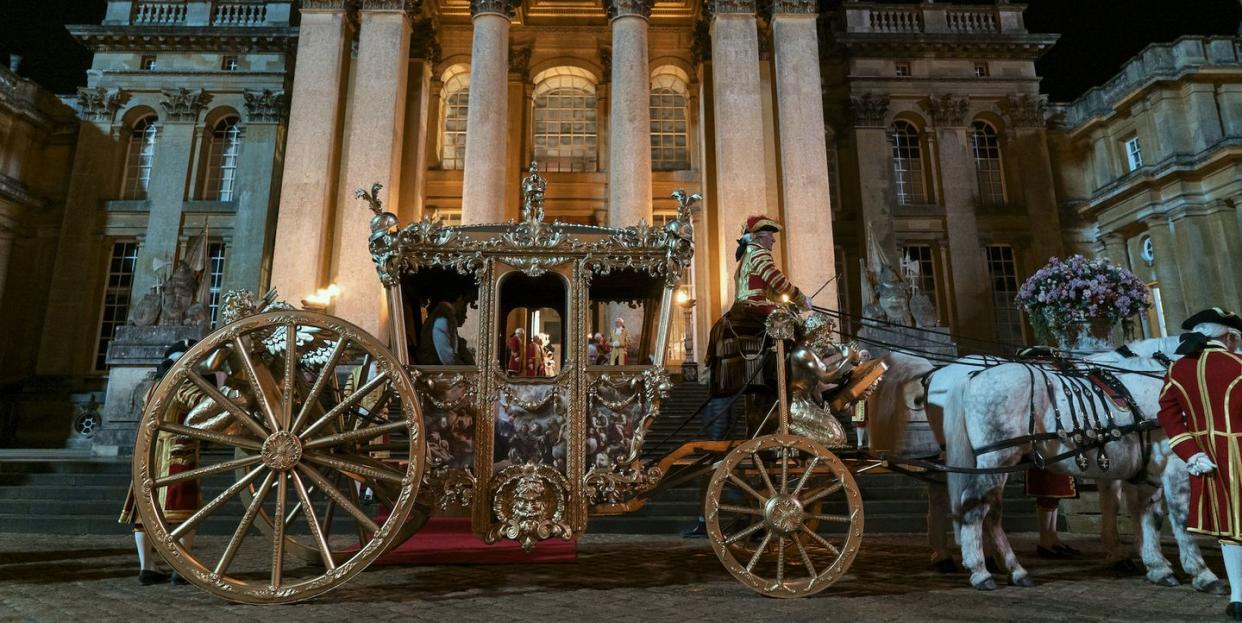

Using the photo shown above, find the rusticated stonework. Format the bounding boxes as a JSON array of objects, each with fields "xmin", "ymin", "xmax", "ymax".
[
  {"xmin": 849, "ymin": 93, "xmax": 890, "ymax": 127},
  {"xmin": 159, "ymin": 88, "xmax": 209, "ymax": 123},
  {"xmin": 75, "ymin": 86, "xmax": 123, "ymax": 122},
  {"xmin": 1001, "ymin": 93, "xmax": 1047, "ymax": 128},
  {"xmin": 605, "ymin": 0, "xmax": 653, "ymax": 20},
  {"xmin": 920, "ymin": 94, "xmax": 970, "ymax": 127},
  {"xmin": 471, "ymin": 0, "xmax": 518, "ymax": 17},
  {"xmin": 243, "ymin": 89, "xmax": 286, "ymax": 123}
]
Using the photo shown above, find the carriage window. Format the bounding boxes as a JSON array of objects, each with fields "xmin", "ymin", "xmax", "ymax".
[
  {"xmin": 587, "ymin": 268, "xmax": 666, "ymax": 366},
  {"xmin": 399, "ymin": 267, "xmax": 480, "ymax": 366},
  {"xmin": 498, "ymin": 272, "xmax": 568, "ymax": 377}
]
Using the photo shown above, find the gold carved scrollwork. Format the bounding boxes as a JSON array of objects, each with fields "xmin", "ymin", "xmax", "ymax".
[
  {"xmin": 583, "ymin": 464, "xmax": 663, "ymax": 505},
  {"xmin": 487, "ymin": 463, "xmax": 571, "ymax": 550}
]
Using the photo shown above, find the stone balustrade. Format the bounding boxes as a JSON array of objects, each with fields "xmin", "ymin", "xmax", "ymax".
[
  {"xmin": 213, "ymin": 1, "xmax": 268, "ymax": 26},
  {"xmin": 843, "ymin": 2, "xmax": 1025, "ymax": 35},
  {"xmin": 115, "ymin": 1, "xmax": 290, "ymax": 27},
  {"xmin": 945, "ymin": 9, "xmax": 997, "ymax": 34},
  {"xmin": 133, "ymin": 1, "xmax": 188, "ymax": 25}
]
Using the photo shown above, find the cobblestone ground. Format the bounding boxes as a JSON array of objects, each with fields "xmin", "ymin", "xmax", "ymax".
[{"xmin": 0, "ymin": 532, "xmax": 1231, "ymax": 622}]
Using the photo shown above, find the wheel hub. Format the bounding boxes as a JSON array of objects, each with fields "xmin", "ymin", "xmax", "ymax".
[
  {"xmin": 261, "ymin": 431, "xmax": 302, "ymax": 471},
  {"xmin": 764, "ymin": 494, "xmax": 805, "ymax": 535}
]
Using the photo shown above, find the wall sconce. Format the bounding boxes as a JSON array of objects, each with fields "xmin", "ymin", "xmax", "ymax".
[{"xmin": 302, "ymin": 283, "xmax": 341, "ymax": 312}]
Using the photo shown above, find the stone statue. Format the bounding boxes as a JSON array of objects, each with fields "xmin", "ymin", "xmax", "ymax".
[
  {"xmin": 160, "ymin": 261, "xmax": 197, "ymax": 326},
  {"xmin": 130, "ymin": 287, "xmax": 162, "ymax": 327},
  {"xmin": 857, "ymin": 224, "xmax": 956, "ymax": 359}
]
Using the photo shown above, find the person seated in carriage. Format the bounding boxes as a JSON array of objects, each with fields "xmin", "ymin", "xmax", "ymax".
[{"xmin": 415, "ymin": 291, "xmax": 475, "ymax": 366}]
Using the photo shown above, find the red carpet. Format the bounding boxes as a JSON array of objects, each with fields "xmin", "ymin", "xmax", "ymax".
[{"xmin": 372, "ymin": 517, "xmax": 578, "ymax": 565}]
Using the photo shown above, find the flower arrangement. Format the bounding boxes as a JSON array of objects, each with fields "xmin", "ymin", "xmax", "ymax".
[{"xmin": 1016, "ymin": 255, "xmax": 1151, "ymax": 347}]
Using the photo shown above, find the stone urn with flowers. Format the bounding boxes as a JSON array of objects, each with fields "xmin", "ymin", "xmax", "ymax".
[{"xmin": 1016, "ymin": 254, "xmax": 1151, "ymax": 353}]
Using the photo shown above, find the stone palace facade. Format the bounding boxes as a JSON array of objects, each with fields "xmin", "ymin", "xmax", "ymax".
[{"xmin": 1, "ymin": 0, "xmax": 1240, "ymax": 449}]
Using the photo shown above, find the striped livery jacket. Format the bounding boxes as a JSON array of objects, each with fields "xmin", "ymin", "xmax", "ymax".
[
  {"xmin": 1157, "ymin": 341, "xmax": 1242, "ymax": 543},
  {"xmin": 733, "ymin": 243, "xmax": 806, "ymax": 317}
]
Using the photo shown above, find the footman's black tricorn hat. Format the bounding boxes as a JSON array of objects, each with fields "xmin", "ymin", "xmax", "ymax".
[{"xmin": 1180, "ymin": 307, "xmax": 1242, "ymax": 333}]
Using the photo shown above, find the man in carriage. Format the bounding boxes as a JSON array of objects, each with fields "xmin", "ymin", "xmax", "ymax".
[{"xmin": 1157, "ymin": 307, "xmax": 1242, "ymax": 619}]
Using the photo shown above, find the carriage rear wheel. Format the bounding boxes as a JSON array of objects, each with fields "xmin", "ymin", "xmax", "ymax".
[
  {"xmin": 706, "ymin": 434, "xmax": 863, "ymax": 598},
  {"xmin": 131, "ymin": 310, "xmax": 424, "ymax": 604}
]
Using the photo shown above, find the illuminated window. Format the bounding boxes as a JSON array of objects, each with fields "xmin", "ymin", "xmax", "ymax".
[
  {"xmin": 141, "ymin": 55, "xmax": 158, "ymax": 71},
  {"xmin": 121, "ymin": 116, "xmax": 158, "ymax": 200},
  {"xmin": 95, "ymin": 241, "xmax": 140, "ymax": 371},
  {"xmin": 986, "ymin": 245, "xmax": 1023, "ymax": 345},
  {"xmin": 971, "ymin": 121, "xmax": 1004, "ymax": 206},
  {"xmin": 221, "ymin": 56, "xmax": 239, "ymax": 71},
  {"xmin": 533, "ymin": 68, "xmax": 597, "ymax": 173},
  {"xmin": 901, "ymin": 244, "xmax": 938, "ymax": 319},
  {"xmin": 650, "ymin": 72, "xmax": 689, "ymax": 171},
  {"xmin": 890, "ymin": 120, "xmax": 926, "ymax": 204},
  {"xmin": 1125, "ymin": 136, "xmax": 1143, "ymax": 171},
  {"xmin": 440, "ymin": 66, "xmax": 470, "ymax": 170},
  {"xmin": 207, "ymin": 242, "xmax": 226, "ymax": 325},
  {"xmin": 202, "ymin": 116, "xmax": 242, "ymax": 201},
  {"xmin": 973, "ymin": 62, "xmax": 989, "ymax": 77},
  {"xmin": 895, "ymin": 61, "xmax": 911, "ymax": 77}
]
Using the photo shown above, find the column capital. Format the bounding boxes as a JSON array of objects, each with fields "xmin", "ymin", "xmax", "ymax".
[
  {"xmin": 301, "ymin": 0, "xmax": 355, "ymax": 11},
  {"xmin": 605, "ymin": 0, "xmax": 652, "ymax": 20},
  {"xmin": 919, "ymin": 94, "xmax": 970, "ymax": 127},
  {"xmin": 708, "ymin": 0, "xmax": 756, "ymax": 17},
  {"xmin": 471, "ymin": 0, "xmax": 518, "ymax": 18},
  {"xmin": 770, "ymin": 0, "xmax": 817, "ymax": 15},
  {"xmin": 75, "ymin": 86, "xmax": 125, "ymax": 123},
  {"xmin": 242, "ymin": 89, "xmax": 287, "ymax": 124},
  {"xmin": 358, "ymin": 0, "xmax": 420, "ymax": 12},
  {"xmin": 598, "ymin": 44, "xmax": 612, "ymax": 83},
  {"xmin": 848, "ymin": 92, "xmax": 890, "ymax": 128},
  {"xmin": 509, "ymin": 43, "xmax": 532, "ymax": 79},
  {"xmin": 1000, "ymin": 93, "xmax": 1046, "ymax": 128},
  {"xmin": 410, "ymin": 17, "xmax": 441, "ymax": 63},
  {"xmin": 159, "ymin": 88, "xmax": 210, "ymax": 124}
]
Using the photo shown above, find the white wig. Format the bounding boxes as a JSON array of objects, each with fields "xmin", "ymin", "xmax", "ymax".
[{"xmin": 1193, "ymin": 322, "xmax": 1239, "ymax": 339}]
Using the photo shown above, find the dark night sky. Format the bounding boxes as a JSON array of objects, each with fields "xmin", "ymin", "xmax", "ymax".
[{"xmin": 0, "ymin": 0, "xmax": 1239, "ymax": 101}]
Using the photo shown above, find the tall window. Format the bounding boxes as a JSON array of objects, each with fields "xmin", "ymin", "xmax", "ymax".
[
  {"xmin": 207, "ymin": 242, "xmax": 226, "ymax": 325},
  {"xmin": 650, "ymin": 72, "xmax": 689, "ymax": 170},
  {"xmin": 533, "ymin": 68, "xmax": 597, "ymax": 173},
  {"xmin": 985, "ymin": 245, "xmax": 1023, "ymax": 346},
  {"xmin": 1124, "ymin": 136, "xmax": 1143, "ymax": 171},
  {"xmin": 440, "ymin": 66, "xmax": 469, "ymax": 170},
  {"xmin": 890, "ymin": 120, "xmax": 926, "ymax": 204},
  {"xmin": 203, "ymin": 116, "xmax": 241, "ymax": 201},
  {"xmin": 122, "ymin": 116, "xmax": 158, "ymax": 200},
  {"xmin": 95, "ymin": 241, "xmax": 140, "ymax": 371},
  {"xmin": 901, "ymin": 244, "xmax": 938, "ymax": 319},
  {"xmin": 971, "ymin": 121, "xmax": 1004, "ymax": 206}
]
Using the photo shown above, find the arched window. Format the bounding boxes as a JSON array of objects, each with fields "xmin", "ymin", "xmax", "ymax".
[
  {"xmin": 890, "ymin": 120, "xmax": 926, "ymax": 205},
  {"xmin": 440, "ymin": 66, "xmax": 470, "ymax": 170},
  {"xmin": 971, "ymin": 120, "xmax": 1004, "ymax": 206},
  {"xmin": 202, "ymin": 116, "xmax": 242, "ymax": 201},
  {"xmin": 121, "ymin": 116, "xmax": 158, "ymax": 200},
  {"xmin": 532, "ymin": 67, "xmax": 597, "ymax": 173},
  {"xmin": 650, "ymin": 71, "xmax": 689, "ymax": 171}
]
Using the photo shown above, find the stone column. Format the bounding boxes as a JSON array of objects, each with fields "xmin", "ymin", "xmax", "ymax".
[
  {"xmin": 771, "ymin": 0, "xmax": 836, "ymax": 309},
  {"xmin": 270, "ymin": 1, "xmax": 352, "ymax": 305},
  {"xmin": 1170, "ymin": 210, "xmax": 1212, "ymax": 315},
  {"xmin": 1143, "ymin": 215, "xmax": 1187, "ymax": 325},
  {"xmin": 221, "ymin": 91, "xmax": 285, "ymax": 296},
  {"xmin": 850, "ymin": 93, "xmax": 896, "ymax": 257},
  {"xmin": 131, "ymin": 89, "xmax": 207, "ymax": 304},
  {"xmin": 399, "ymin": 19, "xmax": 437, "ymax": 224},
  {"xmin": 1186, "ymin": 82, "xmax": 1224, "ymax": 152},
  {"xmin": 461, "ymin": 0, "xmax": 516, "ymax": 225},
  {"xmin": 709, "ymin": 0, "xmax": 767, "ymax": 302},
  {"xmin": 335, "ymin": 0, "xmax": 413, "ymax": 335},
  {"xmin": 925, "ymin": 95, "xmax": 992, "ymax": 342},
  {"xmin": 606, "ymin": 0, "xmax": 653, "ymax": 227}
]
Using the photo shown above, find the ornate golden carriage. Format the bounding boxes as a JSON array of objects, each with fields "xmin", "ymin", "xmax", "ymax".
[{"xmin": 130, "ymin": 164, "xmax": 877, "ymax": 604}]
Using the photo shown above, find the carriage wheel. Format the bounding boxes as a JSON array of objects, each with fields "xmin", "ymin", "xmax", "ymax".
[
  {"xmin": 131, "ymin": 310, "xmax": 424, "ymax": 604},
  {"xmin": 706, "ymin": 434, "xmax": 863, "ymax": 598}
]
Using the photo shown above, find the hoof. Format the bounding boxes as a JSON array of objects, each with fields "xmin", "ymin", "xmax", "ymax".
[
  {"xmin": 972, "ymin": 577, "xmax": 999, "ymax": 591},
  {"xmin": 932, "ymin": 558, "xmax": 960, "ymax": 574},
  {"xmin": 1198, "ymin": 580, "xmax": 1229, "ymax": 596},
  {"xmin": 1108, "ymin": 559, "xmax": 1141, "ymax": 575},
  {"xmin": 1011, "ymin": 574, "xmax": 1035, "ymax": 588},
  {"xmin": 1151, "ymin": 574, "xmax": 1180, "ymax": 588}
]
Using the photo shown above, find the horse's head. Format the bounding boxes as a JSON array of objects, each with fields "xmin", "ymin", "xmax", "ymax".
[{"xmin": 1087, "ymin": 335, "xmax": 1180, "ymax": 372}]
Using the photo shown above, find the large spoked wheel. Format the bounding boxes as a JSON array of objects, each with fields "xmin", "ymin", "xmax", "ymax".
[
  {"xmin": 131, "ymin": 310, "xmax": 424, "ymax": 604},
  {"xmin": 706, "ymin": 434, "xmax": 863, "ymax": 598}
]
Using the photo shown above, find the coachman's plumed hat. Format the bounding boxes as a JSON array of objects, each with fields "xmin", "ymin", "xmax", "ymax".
[
  {"xmin": 1181, "ymin": 307, "xmax": 1242, "ymax": 333},
  {"xmin": 743, "ymin": 215, "xmax": 782, "ymax": 235}
]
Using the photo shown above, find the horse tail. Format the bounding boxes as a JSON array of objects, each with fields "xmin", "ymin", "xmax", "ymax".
[
  {"xmin": 944, "ymin": 375, "xmax": 974, "ymax": 517},
  {"xmin": 867, "ymin": 352, "xmax": 933, "ymax": 455}
]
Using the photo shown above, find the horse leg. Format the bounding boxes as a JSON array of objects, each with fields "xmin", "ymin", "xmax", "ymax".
[
  {"xmin": 1125, "ymin": 481, "xmax": 1178, "ymax": 586},
  {"xmin": 927, "ymin": 480, "xmax": 958, "ymax": 572},
  {"xmin": 983, "ymin": 489, "xmax": 1033, "ymax": 587},
  {"xmin": 1163, "ymin": 455, "xmax": 1226, "ymax": 594},
  {"xmin": 1097, "ymin": 478, "xmax": 1134, "ymax": 569},
  {"xmin": 959, "ymin": 494, "xmax": 997, "ymax": 590}
]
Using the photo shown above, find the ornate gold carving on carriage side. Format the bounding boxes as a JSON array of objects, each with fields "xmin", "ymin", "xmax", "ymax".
[{"xmin": 487, "ymin": 463, "xmax": 572, "ymax": 551}]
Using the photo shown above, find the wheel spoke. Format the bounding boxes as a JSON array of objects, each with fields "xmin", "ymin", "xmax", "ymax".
[
  {"xmin": 745, "ymin": 531, "xmax": 772, "ymax": 573},
  {"xmin": 299, "ymin": 371, "xmax": 390, "ymax": 440},
  {"xmin": 724, "ymin": 520, "xmax": 765, "ymax": 545},
  {"xmin": 780, "ymin": 450, "xmax": 790, "ymax": 494},
  {"xmin": 776, "ymin": 537, "xmax": 787, "ymax": 585},
  {"xmin": 799, "ymin": 481, "xmax": 842, "ymax": 506},
  {"xmin": 799, "ymin": 523, "xmax": 841, "ymax": 557},
  {"xmin": 811, "ymin": 513, "xmax": 853, "ymax": 524},
  {"xmin": 791, "ymin": 457, "xmax": 819, "ymax": 497},
  {"xmin": 271, "ymin": 473, "xmax": 287, "ymax": 589},
  {"xmin": 282, "ymin": 323, "xmax": 297, "ymax": 430},
  {"xmin": 158, "ymin": 421, "xmax": 262, "ymax": 451},
  {"xmin": 303, "ymin": 421, "xmax": 408, "ymax": 450},
  {"xmin": 291, "ymin": 471, "xmax": 336, "ymax": 571},
  {"xmin": 185, "ymin": 370, "xmax": 268, "ymax": 440},
  {"xmin": 302, "ymin": 451, "xmax": 405, "ymax": 484},
  {"xmin": 296, "ymin": 464, "xmax": 380, "ymax": 533},
  {"xmin": 154, "ymin": 454, "xmax": 261, "ymax": 488},
  {"xmin": 171, "ymin": 465, "xmax": 264, "ymax": 539},
  {"xmin": 233, "ymin": 337, "xmax": 282, "ymax": 433},
  {"xmin": 794, "ymin": 536, "xmax": 817, "ymax": 577},
  {"xmin": 751, "ymin": 453, "xmax": 776, "ymax": 495},
  {"xmin": 726, "ymin": 473, "xmax": 769, "ymax": 505},
  {"xmin": 290, "ymin": 338, "xmax": 348, "ymax": 434},
  {"xmin": 718, "ymin": 504, "xmax": 763, "ymax": 517},
  {"xmin": 215, "ymin": 469, "xmax": 276, "ymax": 577}
]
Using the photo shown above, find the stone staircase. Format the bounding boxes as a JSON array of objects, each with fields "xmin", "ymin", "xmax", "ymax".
[{"xmin": 0, "ymin": 383, "xmax": 1040, "ymax": 536}]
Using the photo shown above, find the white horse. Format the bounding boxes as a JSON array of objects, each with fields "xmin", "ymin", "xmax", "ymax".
[{"xmin": 938, "ymin": 336, "xmax": 1222, "ymax": 591}]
